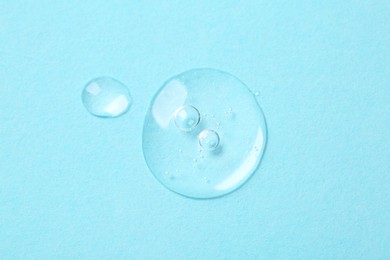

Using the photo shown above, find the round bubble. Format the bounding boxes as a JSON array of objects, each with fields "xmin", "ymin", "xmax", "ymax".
[
  {"xmin": 199, "ymin": 129, "xmax": 220, "ymax": 151},
  {"xmin": 174, "ymin": 105, "xmax": 200, "ymax": 132},
  {"xmin": 82, "ymin": 77, "xmax": 132, "ymax": 118},
  {"xmin": 142, "ymin": 68, "xmax": 267, "ymax": 199}
]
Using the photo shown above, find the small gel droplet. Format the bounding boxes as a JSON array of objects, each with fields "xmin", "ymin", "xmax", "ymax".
[{"xmin": 82, "ymin": 77, "xmax": 132, "ymax": 118}]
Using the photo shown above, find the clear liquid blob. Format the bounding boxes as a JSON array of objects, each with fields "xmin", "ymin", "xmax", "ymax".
[
  {"xmin": 142, "ymin": 68, "xmax": 267, "ymax": 199},
  {"xmin": 82, "ymin": 77, "xmax": 132, "ymax": 118}
]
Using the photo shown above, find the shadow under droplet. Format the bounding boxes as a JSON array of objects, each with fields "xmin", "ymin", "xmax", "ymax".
[{"xmin": 211, "ymin": 144, "xmax": 223, "ymax": 156}]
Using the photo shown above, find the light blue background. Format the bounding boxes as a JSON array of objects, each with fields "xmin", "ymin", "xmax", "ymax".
[{"xmin": 1, "ymin": 1, "xmax": 389, "ymax": 259}]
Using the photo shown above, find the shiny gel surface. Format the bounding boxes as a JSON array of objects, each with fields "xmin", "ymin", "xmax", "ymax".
[{"xmin": 143, "ymin": 69, "xmax": 267, "ymax": 198}]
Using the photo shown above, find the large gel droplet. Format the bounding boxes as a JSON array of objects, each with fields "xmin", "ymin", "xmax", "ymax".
[
  {"xmin": 143, "ymin": 68, "xmax": 267, "ymax": 199},
  {"xmin": 82, "ymin": 77, "xmax": 132, "ymax": 118}
]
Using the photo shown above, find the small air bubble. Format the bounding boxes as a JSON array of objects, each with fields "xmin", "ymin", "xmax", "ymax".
[
  {"xmin": 225, "ymin": 107, "xmax": 233, "ymax": 115},
  {"xmin": 199, "ymin": 129, "xmax": 220, "ymax": 151},
  {"xmin": 174, "ymin": 105, "xmax": 200, "ymax": 132}
]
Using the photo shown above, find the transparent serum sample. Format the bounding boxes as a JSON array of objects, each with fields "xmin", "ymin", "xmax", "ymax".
[
  {"xmin": 82, "ymin": 77, "xmax": 132, "ymax": 118},
  {"xmin": 142, "ymin": 68, "xmax": 267, "ymax": 199}
]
